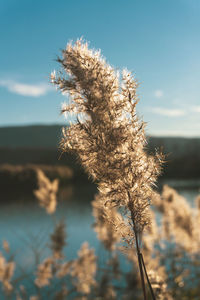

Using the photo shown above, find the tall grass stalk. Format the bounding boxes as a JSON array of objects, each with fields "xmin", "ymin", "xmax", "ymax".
[{"xmin": 52, "ymin": 38, "xmax": 163, "ymax": 299}]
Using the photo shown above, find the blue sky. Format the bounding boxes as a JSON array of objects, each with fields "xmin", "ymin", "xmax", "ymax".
[{"xmin": 0, "ymin": 0, "xmax": 200, "ymax": 136}]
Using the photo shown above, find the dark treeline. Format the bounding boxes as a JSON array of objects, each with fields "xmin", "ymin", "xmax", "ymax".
[
  {"xmin": 0, "ymin": 163, "xmax": 73, "ymax": 199},
  {"xmin": 148, "ymin": 137, "xmax": 200, "ymax": 179},
  {"xmin": 0, "ymin": 124, "xmax": 62, "ymax": 148},
  {"xmin": 0, "ymin": 125, "xmax": 200, "ymax": 180}
]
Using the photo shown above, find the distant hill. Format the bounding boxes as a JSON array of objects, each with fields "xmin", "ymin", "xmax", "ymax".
[
  {"xmin": 0, "ymin": 125, "xmax": 200, "ymax": 179},
  {"xmin": 0, "ymin": 124, "xmax": 63, "ymax": 148},
  {"xmin": 0, "ymin": 124, "xmax": 200, "ymax": 153},
  {"xmin": 148, "ymin": 136, "xmax": 200, "ymax": 159}
]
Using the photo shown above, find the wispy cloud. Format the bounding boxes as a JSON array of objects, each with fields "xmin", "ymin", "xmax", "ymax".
[
  {"xmin": 190, "ymin": 106, "xmax": 200, "ymax": 113},
  {"xmin": 0, "ymin": 80, "xmax": 51, "ymax": 97},
  {"xmin": 150, "ymin": 129, "xmax": 200, "ymax": 137},
  {"xmin": 154, "ymin": 89, "xmax": 163, "ymax": 98},
  {"xmin": 151, "ymin": 107, "xmax": 186, "ymax": 117}
]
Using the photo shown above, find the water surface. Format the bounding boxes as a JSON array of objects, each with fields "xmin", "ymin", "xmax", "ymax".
[{"xmin": 0, "ymin": 180, "xmax": 199, "ymax": 297}]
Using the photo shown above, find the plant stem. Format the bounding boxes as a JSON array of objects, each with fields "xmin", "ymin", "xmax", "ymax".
[
  {"xmin": 140, "ymin": 252, "xmax": 156, "ymax": 300},
  {"xmin": 127, "ymin": 192, "xmax": 147, "ymax": 300},
  {"xmin": 133, "ymin": 220, "xmax": 147, "ymax": 300}
]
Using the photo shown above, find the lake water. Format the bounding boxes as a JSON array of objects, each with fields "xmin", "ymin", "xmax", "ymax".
[
  {"xmin": 0, "ymin": 180, "xmax": 200, "ymax": 260},
  {"xmin": 0, "ymin": 179, "xmax": 199, "ymax": 297}
]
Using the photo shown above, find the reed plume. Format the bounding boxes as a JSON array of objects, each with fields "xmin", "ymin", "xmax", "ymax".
[
  {"xmin": 70, "ymin": 242, "xmax": 97, "ymax": 295},
  {"xmin": 156, "ymin": 185, "xmax": 199, "ymax": 253},
  {"xmin": 34, "ymin": 169, "xmax": 59, "ymax": 214},
  {"xmin": 50, "ymin": 221, "xmax": 66, "ymax": 259},
  {"xmin": 35, "ymin": 257, "xmax": 54, "ymax": 287},
  {"xmin": 52, "ymin": 38, "xmax": 163, "ymax": 299},
  {"xmin": 0, "ymin": 251, "xmax": 15, "ymax": 293}
]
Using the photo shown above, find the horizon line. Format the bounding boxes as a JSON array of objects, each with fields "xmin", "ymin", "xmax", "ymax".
[{"xmin": 0, "ymin": 123, "xmax": 199, "ymax": 139}]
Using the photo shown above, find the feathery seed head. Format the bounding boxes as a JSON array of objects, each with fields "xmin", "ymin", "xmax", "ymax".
[
  {"xmin": 52, "ymin": 38, "xmax": 163, "ymax": 236},
  {"xmin": 34, "ymin": 169, "xmax": 59, "ymax": 214}
]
